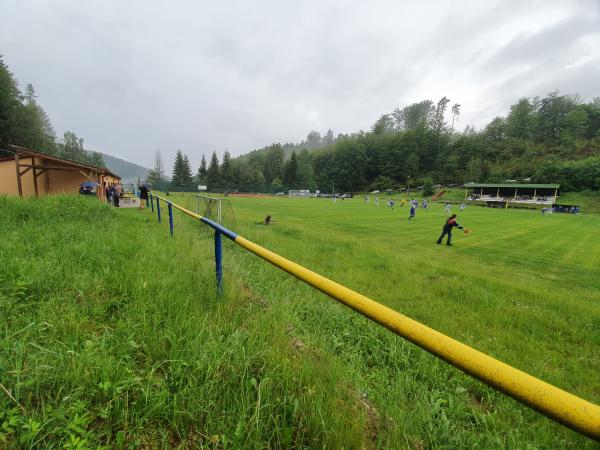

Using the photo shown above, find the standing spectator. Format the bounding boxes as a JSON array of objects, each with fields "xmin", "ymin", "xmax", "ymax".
[
  {"xmin": 113, "ymin": 184, "xmax": 122, "ymax": 207},
  {"xmin": 105, "ymin": 183, "xmax": 112, "ymax": 204},
  {"xmin": 139, "ymin": 184, "xmax": 149, "ymax": 210}
]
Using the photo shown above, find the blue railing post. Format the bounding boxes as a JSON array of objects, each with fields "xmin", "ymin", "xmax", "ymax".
[
  {"xmin": 150, "ymin": 194, "xmax": 154, "ymax": 212},
  {"xmin": 168, "ymin": 203, "xmax": 174, "ymax": 237},
  {"xmin": 214, "ymin": 230, "xmax": 223, "ymax": 295},
  {"xmin": 157, "ymin": 198, "xmax": 161, "ymax": 223}
]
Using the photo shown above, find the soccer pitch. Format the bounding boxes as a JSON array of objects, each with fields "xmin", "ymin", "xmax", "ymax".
[
  {"xmin": 2, "ymin": 194, "xmax": 598, "ymax": 448},
  {"xmin": 219, "ymin": 195, "xmax": 600, "ymax": 446}
]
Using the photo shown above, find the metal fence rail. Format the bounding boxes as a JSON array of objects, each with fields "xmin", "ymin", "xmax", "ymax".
[{"xmin": 147, "ymin": 193, "xmax": 600, "ymax": 440}]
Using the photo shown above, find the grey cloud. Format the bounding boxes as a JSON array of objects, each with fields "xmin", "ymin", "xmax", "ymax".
[
  {"xmin": 0, "ymin": 0, "xmax": 598, "ymax": 169},
  {"xmin": 486, "ymin": 15, "xmax": 598, "ymax": 69}
]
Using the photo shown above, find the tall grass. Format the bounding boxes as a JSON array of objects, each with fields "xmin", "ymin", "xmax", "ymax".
[
  {"xmin": 0, "ymin": 196, "xmax": 369, "ymax": 448},
  {"xmin": 1, "ymin": 194, "xmax": 599, "ymax": 448}
]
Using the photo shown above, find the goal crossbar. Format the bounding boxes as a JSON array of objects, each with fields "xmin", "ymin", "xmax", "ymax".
[{"xmin": 196, "ymin": 195, "xmax": 223, "ymax": 223}]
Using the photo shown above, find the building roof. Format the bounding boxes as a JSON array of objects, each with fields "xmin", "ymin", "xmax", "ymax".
[
  {"xmin": 2, "ymin": 145, "xmax": 121, "ymax": 179},
  {"xmin": 464, "ymin": 182, "xmax": 559, "ymax": 189}
]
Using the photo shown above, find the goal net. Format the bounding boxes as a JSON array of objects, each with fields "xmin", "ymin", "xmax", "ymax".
[
  {"xmin": 195, "ymin": 195, "xmax": 237, "ymax": 228},
  {"xmin": 288, "ymin": 189, "xmax": 310, "ymax": 198}
]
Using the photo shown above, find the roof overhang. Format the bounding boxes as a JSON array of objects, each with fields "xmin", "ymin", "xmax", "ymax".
[
  {"xmin": 464, "ymin": 183, "xmax": 560, "ymax": 189},
  {"xmin": 5, "ymin": 145, "xmax": 121, "ymax": 180}
]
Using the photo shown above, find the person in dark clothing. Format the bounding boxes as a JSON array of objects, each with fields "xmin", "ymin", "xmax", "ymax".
[
  {"xmin": 112, "ymin": 185, "xmax": 121, "ymax": 207},
  {"xmin": 408, "ymin": 204, "xmax": 416, "ymax": 220},
  {"xmin": 105, "ymin": 183, "xmax": 111, "ymax": 203},
  {"xmin": 436, "ymin": 213, "xmax": 463, "ymax": 246},
  {"xmin": 139, "ymin": 184, "xmax": 149, "ymax": 209}
]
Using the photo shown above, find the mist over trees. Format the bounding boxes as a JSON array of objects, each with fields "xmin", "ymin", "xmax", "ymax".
[
  {"xmin": 0, "ymin": 55, "xmax": 105, "ymax": 167},
  {"xmin": 191, "ymin": 93, "xmax": 598, "ymax": 193}
]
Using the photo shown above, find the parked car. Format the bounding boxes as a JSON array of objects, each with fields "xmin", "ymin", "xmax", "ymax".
[{"xmin": 79, "ymin": 181, "xmax": 98, "ymax": 196}]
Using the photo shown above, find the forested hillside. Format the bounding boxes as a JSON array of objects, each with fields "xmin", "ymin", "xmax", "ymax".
[
  {"xmin": 0, "ymin": 55, "xmax": 105, "ymax": 167},
  {"xmin": 192, "ymin": 94, "xmax": 600, "ymax": 193},
  {"xmin": 98, "ymin": 152, "xmax": 149, "ymax": 181}
]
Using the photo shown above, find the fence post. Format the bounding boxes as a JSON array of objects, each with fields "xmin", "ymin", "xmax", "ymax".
[
  {"xmin": 214, "ymin": 230, "xmax": 223, "ymax": 295},
  {"xmin": 168, "ymin": 203, "xmax": 174, "ymax": 237},
  {"xmin": 150, "ymin": 194, "xmax": 154, "ymax": 212},
  {"xmin": 157, "ymin": 197, "xmax": 161, "ymax": 223}
]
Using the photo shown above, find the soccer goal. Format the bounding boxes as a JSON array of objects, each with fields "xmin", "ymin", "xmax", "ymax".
[
  {"xmin": 288, "ymin": 189, "xmax": 310, "ymax": 198},
  {"xmin": 195, "ymin": 195, "xmax": 237, "ymax": 227}
]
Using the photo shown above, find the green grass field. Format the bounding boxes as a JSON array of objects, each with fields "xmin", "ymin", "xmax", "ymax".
[{"xmin": 1, "ymin": 194, "xmax": 599, "ymax": 448}]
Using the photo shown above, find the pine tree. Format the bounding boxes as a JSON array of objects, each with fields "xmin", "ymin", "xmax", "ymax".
[
  {"xmin": 183, "ymin": 154, "xmax": 194, "ymax": 189},
  {"xmin": 220, "ymin": 150, "xmax": 233, "ymax": 188},
  {"xmin": 21, "ymin": 84, "xmax": 56, "ymax": 154},
  {"xmin": 0, "ymin": 55, "xmax": 23, "ymax": 154},
  {"xmin": 206, "ymin": 151, "xmax": 220, "ymax": 189},
  {"xmin": 283, "ymin": 151, "xmax": 299, "ymax": 189},
  {"xmin": 197, "ymin": 154, "xmax": 207, "ymax": 183},
  {"xmin": 171, "ymin": 150, "xmax": 185, "ymax": 189}
]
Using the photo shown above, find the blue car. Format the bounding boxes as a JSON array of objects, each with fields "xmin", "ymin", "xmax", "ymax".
[{"xmin": 79, "ymin": 181, "xmax": 99, "ymax": 196}]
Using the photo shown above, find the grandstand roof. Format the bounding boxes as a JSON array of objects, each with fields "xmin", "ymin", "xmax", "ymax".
[{"xmin": 464, "ymin": 183, "xmax": 559, "ymax": 189}]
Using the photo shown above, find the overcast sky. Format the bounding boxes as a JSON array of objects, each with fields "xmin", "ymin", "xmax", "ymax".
[{"xmin": 1, "ymin": 0, "xmax": 599, "ymax": 169}]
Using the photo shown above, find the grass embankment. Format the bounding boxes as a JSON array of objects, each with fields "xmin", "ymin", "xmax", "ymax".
[
  {"xmin": 0, "ymin": 196, "xmax": 367, "ymax": 448},
  {"xmin": 1, "ymin": 194, "xmax": 599, "ymax": 448}
]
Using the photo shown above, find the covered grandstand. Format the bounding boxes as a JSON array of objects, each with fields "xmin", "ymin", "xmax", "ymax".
[{"xmin": 464, "ymin": 183, "xmax": 560, "ymax": 209}]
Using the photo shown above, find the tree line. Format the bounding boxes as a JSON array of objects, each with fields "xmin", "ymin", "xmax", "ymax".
[
  {"xmin": 151, "ymin": 92, "xmax": 600, "ymax": 193},
  {"xmin": 0, "ymin": 55, "xmax": 105, "ymax": 167}
]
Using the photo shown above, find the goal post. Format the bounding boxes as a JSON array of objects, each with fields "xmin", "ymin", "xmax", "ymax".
[
  {"xmin": 196, "ymin": 195, "xmax": 223, "ymax": 223},
  {"xmin": 194, "ymin": 195, "xmax": 237, "ymax": 228}
]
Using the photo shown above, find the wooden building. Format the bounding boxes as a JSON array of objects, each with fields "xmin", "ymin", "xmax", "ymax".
[{"xmin": 0, "ymin": 145, "xmax": 120, "ymax": 200}]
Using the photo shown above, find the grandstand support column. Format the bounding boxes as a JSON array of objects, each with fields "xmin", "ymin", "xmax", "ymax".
[
  {"xmin": 554, "ymin": 188, "xmax": 558, "ymax": 198},
  {"xmin": 514, "ymin": 188, "xmax": 517, "ymax": 199},
  {"xmin": 533, "ymin": 189, "xmax": 537, "ymax": 200},
  {"xmin": 496, "ymin": 187, "xmax": 499, "ymax": 198},
  {"xmin": 480, "ymin": 187, "xmax": 483, "ymax": 197}
]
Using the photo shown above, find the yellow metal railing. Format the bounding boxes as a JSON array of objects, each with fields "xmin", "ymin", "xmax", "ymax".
[{"xmin": 148, "ymin": 193, "xmax": 600, "ymax": 440}]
